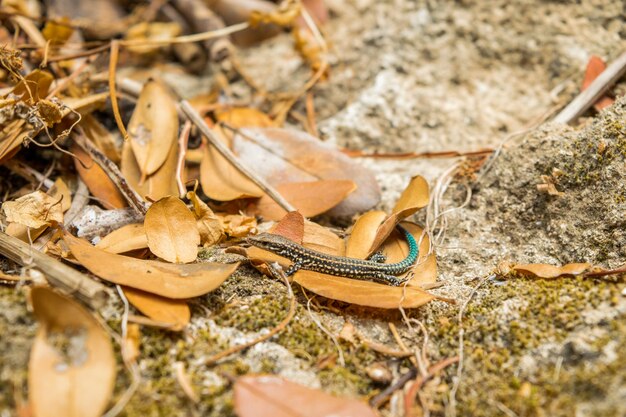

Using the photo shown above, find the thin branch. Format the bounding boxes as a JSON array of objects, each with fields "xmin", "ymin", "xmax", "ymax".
[
  {"xmin": 0, "ymin": 231, "xmax": 108, "ymax": 308},
  {"xmin": 553, "ymin": 50, "xmax": 626, "ymax": 124},
  {"xmin": 179, "ymin": 100, "xmax": 296, "ymax": 213}
]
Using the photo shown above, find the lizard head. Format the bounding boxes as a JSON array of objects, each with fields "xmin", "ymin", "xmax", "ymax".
[{"xmin": 246, "ymin": 233, "xmax": 294, "ymax": 254}]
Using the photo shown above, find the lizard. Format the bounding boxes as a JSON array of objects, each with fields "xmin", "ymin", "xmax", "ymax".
[{"xmin": 246, "ymin": 225, "xmax": 418, "ymax": 286}]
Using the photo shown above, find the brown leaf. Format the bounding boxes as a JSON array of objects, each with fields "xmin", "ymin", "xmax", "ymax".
[
  {"xmin": 2, "ymin": 190, "xmax": 64, "ymax": 228},
  {"xmin": 80, "ymin": 114, "xmax": 121, "ymax": 163},
  {"xmin": 28, "ymin": 287, "xmax": 115, "ymax": 417},
  {"xmin": 345, "ymin": 210, "xmax": 387, "ymax": 259},
  {"xmin": 127, "ymin": 80, "xmax": 179, "ymax": 178},
  {"xmin": 95, "ymin": 223, "xmax": 148, "ymax": 254},
  {"xmin": 302, "ymin": 220, "xmax": 344, "ymax": 256},
  {"xmin": 123, "ymin": 287, "xmax": 190, "ymax": 331},
  {"xmin": 12, "ymin": 70, "xmax": 53, "ymax": 103},
  {"xmin": 234, "ymin": 374, "xmax": 378, "ymax": 417},
  {"xmin": 293, "ymin": 271, "xmax": 437, "ymax": 309},
  {"xmin": 187, "ymin": 190, "xmax": 225, "ymax": 246},
  {"xmin": 252, "ymin": 180, "xmax": 357, "ymax": 221},
  {"xmin": 512, "ymin": 263, "xmax": 592, "ymax": 279},
  {"xmin": 200, "ymin": 128, "xmax": 264, "ymax": 201},
  {"xmin": 145, "ymin": 196, "xmax": 200, "ymax": 263},
  {"xmin": 272, "ymin": 211, "xmax": 305, "ymax": 243},
  {"xmin": 72, "ymin": 143, "xmax": 127, "ymax": 210},
  {"xmin": 64, "ymin": 233, "xmax": 239, "ymax": 298},
  {"xmin": 232, "ymin": 127, "xmax": 380, "ymax": 217},
  {"xmin": 214, "ymin": 107, "xmax": 274, "ymax": 127},
  {"xmin": 122, "ymin": 133, "xmax": 180, "ymax": 201},
  {"xmin": 368, "ymin": 175, "xmax": 429, "ymax": 254},
  {"xmin": 219, "ymin": 213, "xmax": 258, "ymax": 237}
]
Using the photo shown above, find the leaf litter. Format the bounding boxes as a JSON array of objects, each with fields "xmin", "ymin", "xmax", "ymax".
[{"xmin": 0, "ymin": 1, "xmax": 624, "ymax": 416}]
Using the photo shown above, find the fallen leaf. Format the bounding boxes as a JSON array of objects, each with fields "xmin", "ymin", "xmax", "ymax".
[
  {"xmin": 122, "ymin": 323, "xmax": 141, "ymax": 363},
  {"xmin": 345, "ymin": 210, "xmax": 387, "ymax": 259},
  {"xmin": 231, "ymin": 127, "xmax": 380, "ymax": 217},
  {"xmin": 12, "ymin": 70, "xmax": 53, "ymax": 103},
  {"xmin": 200, "ymin": 129, "xmax": 264, "ymax": 201},
  {"xmin": 144, "ymin": 196, "xmax": 200, "ymax": 263},
  {"xmin": 64, "ymin": 233, "xmax": 239, "ymax": 298},
  {"xmin": 271, "ymin": 211, "xmax": 305, "ymax": 243},
  {"xmin": 122, "ymin": 134, "xmax": 180, "ymax": 201},
  {"xmin": 80, "ymin": 115, "xmax": 121, "ymax": 163},
  {"xmin": 234, "ymin": 374, "xmax": 378, "ymax": 417},
  {"xmin": 28, "ymin": 287, "xmax": 115, "ymax": 417},
  {"xmin": 2, "ymin": 190, "xmax": 64, "ymax": 228},
  {"xmin": 95, "ymin": 223, "xmax": 148, "ymax": 254},
  {"xmin": 214, "ymin": 107, "xmax": 274, "ymax": 127},
  {"xmin": 368, "ymin": 175, "xmax": 429, "ymax": 254},
  {"xmin": 293, "ymin": 271, "xmax": 437, "ymax": 309},
  {"xmin": 72, "ymin": 143, "xmax": 127, "ymax": 210},
  {"xmin": 511, "ymin": 263, "xmax": 592, "ymax": 279},
  {"xmin": 127, "ymin": 80, "xmax": 178, "ymax": 178},
  {"xmin": 123, "ymin": 287, "xmax": 190, "ymax": 331},
  {"xmin": 187, "ymin": 190, "xmax": 224, "ymax": 246},
  {"xmin": 219, "ymin": 213, "xmax": 258, "ymax": 237},
  {"xmin": 252, "ymin": 179, "xmax": 357, "ymax": 220},
  {"xmin": 302, "ymin": 220, "xmax": 344, "ymax": 256}
]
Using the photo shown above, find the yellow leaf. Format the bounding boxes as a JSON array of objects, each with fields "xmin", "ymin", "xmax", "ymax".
[
  {"xmin": 145, "ymin": 196, "xmax": 200, "ymax": 263},
  {"xmin": 128, "ymin": 80, "xmax": 178, "ymax": 177},
  {"xmin": 28, "ymin": 287, "xmax": 115, "ymax": 417},
  {"xmin": 64, "ymin": 233, "xmax": 238, "ymax": 298}
]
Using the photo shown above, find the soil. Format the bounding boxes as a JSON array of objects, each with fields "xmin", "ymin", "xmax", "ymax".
[{"xmin": 1, "ymin": 0, "xmax": 626, "ymax": 416}]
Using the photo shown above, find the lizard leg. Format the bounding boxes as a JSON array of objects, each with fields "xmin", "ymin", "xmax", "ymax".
[
  {"xmin": 285, "ymin": 261, "xmax": 302, "ymax": 276},
  {"xmin": 368, "ymin": 251, "xmax": 387, "ymax": 263},
  {"xmin": 381, "ymin": 274, "xmax": 408, "ymax": 286}
]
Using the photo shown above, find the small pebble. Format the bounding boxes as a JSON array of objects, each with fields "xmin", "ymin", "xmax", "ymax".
[{"xmin": 366, "ymin": 362, "xmax": 392, "ymax": 383}]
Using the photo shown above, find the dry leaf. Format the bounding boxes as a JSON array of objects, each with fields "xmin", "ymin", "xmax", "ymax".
[
  {"xmin": 122, "ymin": 323, "xmax": 141, "ymax": 363},
  {"xmin": 2, "ymin": 190, "xmax": 64, "ymax": 228},
  {"xmin": 123, "ymin": 287, "xmax": 190, "ymax": 331},
  {"xmin": 95, "ymin": 223, "xmax": 148, "ymax": 254},
  {"xmin": 271, "ymin": 211, "xmax": 305, "ymax": 243},
  {"xmin": 80, "ymin": 114, "xmax": 121, "ymax": 163},
  {"xmin": 72, "ymin": 143, "xmax": 127, "ymax": 210},
  {"xmin": 64, "ymin": 233, "xmax": 238, "ymax": 298},
  {"xmin": 302, "ymin": 220, "xmax": 344, "ymax": 256},
  {"xmin": 511, "ymin": 263, "xmax": 592, "ymax": 279},
  {"xmin": 145, "ymin": 196, "xmax": 200, "ymax": 263},
  {"xmin": 234, "ymin": 375, "xmax": 378, "ymax": 417},
  {"xmin": 127, "ymin": 80, "xmax": 178, "ymax": 178},
  {"xmin": 214, "ymin": 107, "xmax": 274, "ymax": 127},
  {"xmin": 12, "ymin": 70, "xmax": 53, "ymax": 103},
  {"xmin": 122, "ymin": 134, "xmax": 180, "ymax": 201},
  {"xmin": 252, "ymin": 179, "xmax": 357, "ymax": 221},
  {"xmin": 293, "ymin": 271, "xmax": 437, "ymax": 309},
  {"xmin": 200, "ymin": 129, "xmax": 264, "ymax": 201},
  {"xmin": 187, "ymin": 190, "xmax": 225, "ymax": 246},
  {"xmin": 368, "ymin": 175, "xmax": 429, "ymax": 254},
  {"xmin": 232, "ymin": 127, "xmax": 380, "ymax": 217},
  {"xmin": 28, "ymin": 287, "xmax": 115, "ymax": 417},
  {"xmin": 345, "ymin": 210, "xmax": 387, "ymax": 259},
  {"xmin": 219, "ymin": 213, "xmax": 258, "ymax": 237},
  {"xmin": 6, "ymin": 178, "xmax": 71, "ymax": 241},
  {"xmin": 582, "ymin": 55, "xmax": 614, "ymax": 111}
]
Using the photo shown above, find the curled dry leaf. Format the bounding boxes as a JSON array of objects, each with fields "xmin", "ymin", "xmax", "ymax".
[
  {"xmin": 72, "ymin": 143, "xmax": 126, "ymax": 210},
  {"xmin": 144, "ymin": 196, "xmax": 200, "ymax": 263},
  {"xmin": 232, "ymin": 127, "xmax": 380, "ymax": 217},
  {"xmin": 219, "ymin": 213, "xmax": 258, "ymax": 237},
  {"xmin": 2, "ymin": 190, "xmax": 64, "ymax": 228},
  {"xmin": 368, "ymin": 175, "xmax": 429, "ymax": 254},
  {"xmin": 234, "ymin": 374, "xmax": 377, "ymax": 417},
  {"xmin": 5, "ymin": 178, "xmax": 71, "ymax": 241},
  {"xmin": 252, "ymin": 179, "xmax": 357, "ymax": 221},
  {"xmin": 200, "ymin": 128, "xmax": 263, "ymax": 201},
  {"xmin": 127, "ymin": 79, "xmax": 178, "ymax": 178},
  {"xmin": 95, "ymin": 223, "xmax": 148, "ymax": 254},
  {"xmin": 123, "ymin": 286, "xmax": 190, "ymax": 331},
  {"xmin": 187, "ymin": 190, "xmax": 224, "ymax": 246},
  {"xmin": 122, "ymin": 134, "xmax": 180, "ymax": 201},
  {"xmin": 64, "ymin": 233, "xmax": 239, "ymax": 298},
  {"xmin": 511, "ymin": 263, "xmax": 592, "ymax": 279},
  {"xmin": 28, "ymin": 287, "xmax": 115, "ymax": 417},
  {"xmin": 345, "ymin": 210, "xmax": 387, "ymax": 259}
]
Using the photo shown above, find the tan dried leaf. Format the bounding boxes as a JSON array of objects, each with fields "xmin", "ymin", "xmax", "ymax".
[
  {"xmin": 234, "ymin": 374, "xmax": 378, "ymax": 417},
  {"xmin": 512, "ymin": 263, "xmax": 592, "ymax": 279},
  {"xmin": 123, "ymin": 287, "xmax": 190, "ymax": 331},
  {"xmin": 2, "ymin": 190, "xmax": 63, "ymax": 228},
  {"xmin": 64, "ymin": 233, "xmax": 238, "ymax": 298},
  {"xmin": 219, "ymin": 213, "xmax": 258, "ymax": 238},
  {"xmin": 96, "ymin": 223, "xmax": 148, "ymax": 254},
  {"xmin": 187, "ymin": 190, "xmax": 224, "ymax": 246},
  {"xmin": 28, "ymin": 287, "xmax": 115, "ymax": 417},
  {"xmin": 128, "ymin": 80, "xmax": 178, "ymax": 178},
  {"xmin": 145, "ymin": 196, "xmax": 200, "ymax": 263}
]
